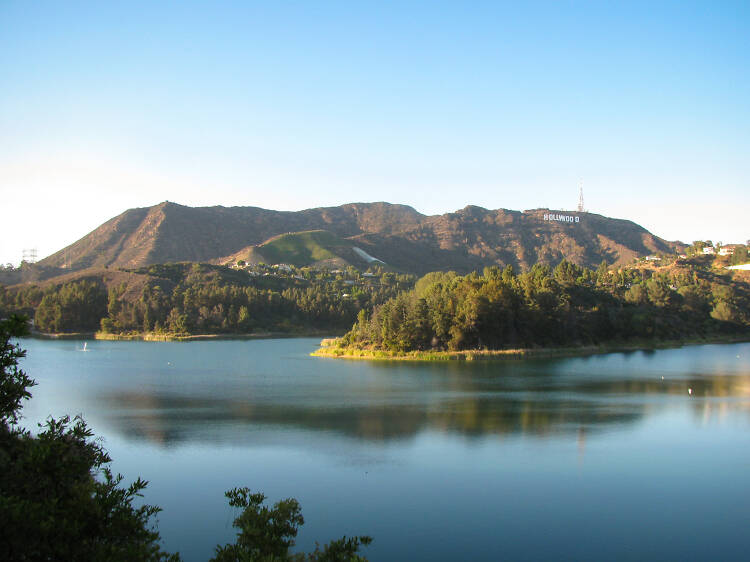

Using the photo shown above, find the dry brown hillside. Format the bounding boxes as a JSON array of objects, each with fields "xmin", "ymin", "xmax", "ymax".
[{"xmin": 34, "ymin": 201, "xmax": 681, "ymax": 276}]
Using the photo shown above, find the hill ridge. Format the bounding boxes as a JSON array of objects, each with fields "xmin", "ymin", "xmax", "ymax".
[{"xmin": 35, "ymin": 201, "xmax": 681, "ymax": 277}]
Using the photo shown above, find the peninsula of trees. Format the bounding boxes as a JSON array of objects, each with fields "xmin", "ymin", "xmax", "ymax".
[{"xmin": 320, "ymin": 255, "xmax": 750, "ymax": 359}]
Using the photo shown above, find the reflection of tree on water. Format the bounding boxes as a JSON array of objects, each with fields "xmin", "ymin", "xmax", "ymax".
[
  {"xmin": 97, "ymin": 369, "xmax": 750, "ymax": 448},
  {"xmin": 577, "ymin": 426, "xmax": 587, "ymax": 464}
]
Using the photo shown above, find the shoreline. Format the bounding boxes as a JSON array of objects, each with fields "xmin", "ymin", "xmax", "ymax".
[
  {"xmin": 26, "ymin": 330, "xmax": 342, "ymax": 342},
  {"xmin": 311, "ymin": 334, "xmax": 750, "ymax": 362}
]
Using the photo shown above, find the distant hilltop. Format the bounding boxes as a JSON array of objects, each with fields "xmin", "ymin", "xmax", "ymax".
[{"xmin": 34, "ymin": 201, "xmax": 680, "ymax": 277}]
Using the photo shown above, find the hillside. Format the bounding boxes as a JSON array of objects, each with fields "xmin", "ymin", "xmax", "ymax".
[
  {"xmin": 0, "ymin": 262, "xmax": 415, "ymax": 336},
  {"xmin": 221, "ymin": 230, "xmax": 380, "ymax": 269},
  {"xmin": 33, "ymin": 201, "xmax": 680, "ymax": 277}
]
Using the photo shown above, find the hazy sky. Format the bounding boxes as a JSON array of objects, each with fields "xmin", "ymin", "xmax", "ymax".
[{"xmin": 1, "ymin": 1, "xmax": 748, "ymax": 265}]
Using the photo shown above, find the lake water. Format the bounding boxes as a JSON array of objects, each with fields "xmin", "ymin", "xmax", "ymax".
[{"xmin": 19, "ymin": 338, "xmax": 750, "ymax": 561}]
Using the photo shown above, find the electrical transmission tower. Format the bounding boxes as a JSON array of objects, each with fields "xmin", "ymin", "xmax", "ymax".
[
  {"xmin": 22, "ymin": 248, "xmax": 38, "ymax": 263},
  {"xmin": 577, "ymin": 184, "xmax": 585, "ymax": 213}
]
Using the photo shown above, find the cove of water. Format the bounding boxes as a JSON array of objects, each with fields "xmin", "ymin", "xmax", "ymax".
[{"xmin": 19, "ymin": 338, "xmax": 750, "ymax": 561}]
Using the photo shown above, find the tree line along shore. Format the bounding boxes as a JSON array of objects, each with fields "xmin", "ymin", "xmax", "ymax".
[
  {"xmin": 1, "ymin": 256, "xmax": 749, "ymax": 356},
  {"xmin": 0, "ymin": 262, "xmax": 414, "ymax": 338}
]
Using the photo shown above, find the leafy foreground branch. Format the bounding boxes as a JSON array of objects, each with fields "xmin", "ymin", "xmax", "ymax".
[
  {"xmin": 0, "ymin": 316, "xmax": 370, "ymax": 561},
  {"xmin": 212, "ymin": 487, "xmax": 371, "ymax": 562}
]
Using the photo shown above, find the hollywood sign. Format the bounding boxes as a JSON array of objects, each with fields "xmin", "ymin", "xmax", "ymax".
[{"xmin": 544, "ymin": 213, "xmax": 580, "ymax": 223}]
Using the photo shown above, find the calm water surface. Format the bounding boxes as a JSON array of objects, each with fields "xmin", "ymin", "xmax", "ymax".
[{"xmin": 20, "ymin": 338, "xmax": 750, "ymax": 561}]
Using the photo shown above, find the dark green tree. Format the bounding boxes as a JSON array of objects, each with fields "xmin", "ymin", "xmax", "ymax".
[
  {"xmin": 646, "ymin": 277, "xmax": 672, "ymax": 308},
  {"xmin": 711, "ymin": 302, "xmax": 739, "ymax": 323},
  {"xmin": 730, "ymin": 246, "xmax": 748, "ymax": 265},
  {"xmin": 625, "ymin": 284, "xmax": 647, "ymax": 305},
  {"xmin": 0, "ymin": 315, "xmax": 35, "ymax": 425},
  {"xmin": 0, "ymin": 315, "xmax": 179, "ymax": 561},
  {"xmin": 211, "ymin": 487, "xmax": 371, "ymax": 562}
]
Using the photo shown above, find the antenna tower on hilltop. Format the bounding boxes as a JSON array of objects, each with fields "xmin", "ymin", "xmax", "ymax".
[
  {"xmin": 577, "ymin": 183, "xmax": 585, "ymax": 213},
  {"xmin": 22, "ymin": 248, "xmax": 38, "ymax": 264}
]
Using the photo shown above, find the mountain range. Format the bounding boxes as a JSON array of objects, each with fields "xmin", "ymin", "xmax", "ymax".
[{"xmin": 34, "ymin": 201, "xmax": 679, "ymax": 277}]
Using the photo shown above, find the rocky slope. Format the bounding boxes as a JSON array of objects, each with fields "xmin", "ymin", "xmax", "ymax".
[{"xmin": 35, "ymin": 201, "xmax": 680, "ymax": 276}]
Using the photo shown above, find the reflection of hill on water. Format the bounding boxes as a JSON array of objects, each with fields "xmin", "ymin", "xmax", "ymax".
[{"xmin": 96, "ymin": 370, "xmax": 750, "ymax": 448}]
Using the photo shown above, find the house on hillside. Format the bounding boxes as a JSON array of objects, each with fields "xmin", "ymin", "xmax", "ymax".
[
  {"xmin": 702, "ymin": 247, "xmax": 715, "ymax": 255},
  {"xmin": 719, "ymin": 245, "xmax": 738, "ymax": 256},
  {"xmin": 645, "ymin": 255, "xmax": 662, "ymax": 262}
]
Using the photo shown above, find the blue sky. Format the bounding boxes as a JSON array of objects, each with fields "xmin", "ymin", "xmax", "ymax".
[{"xmin": 1, "ymin": 1, "xmax": 748, "ymax": 264}]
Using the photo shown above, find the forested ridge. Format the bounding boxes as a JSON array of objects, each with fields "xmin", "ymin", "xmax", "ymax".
[
  {"xmin": 336, "ymin": 259, "xmax": 750, "ymax": 353},
  {"xmin": 0, "ymin": 263, "xmax": 414, "ymax": 336},
  {"xmin": 2, "ymin": 256, "xmax": 749, "ymax": 350}
]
